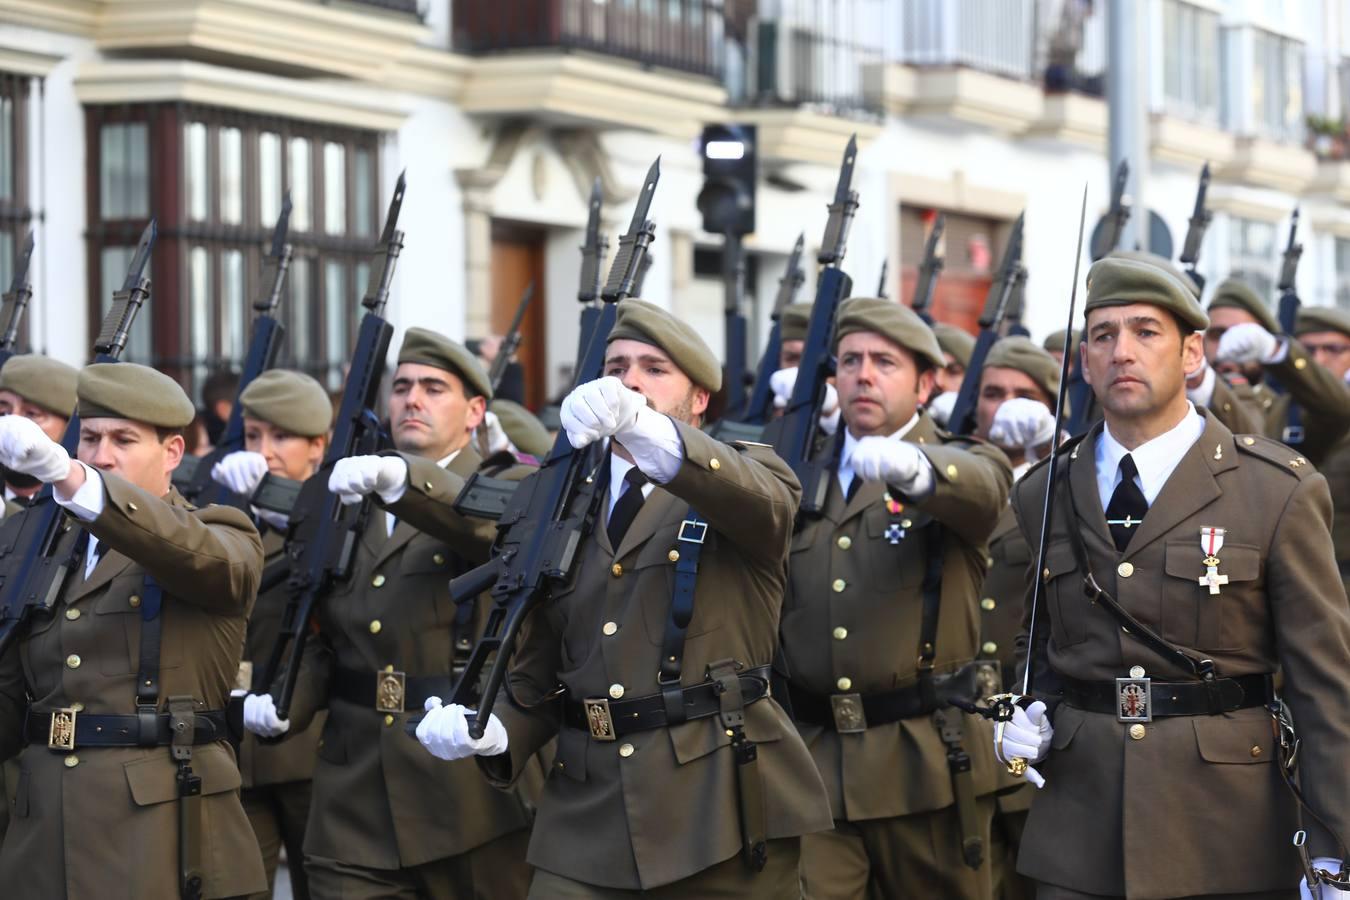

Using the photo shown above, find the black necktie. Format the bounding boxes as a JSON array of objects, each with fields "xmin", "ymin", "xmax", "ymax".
[
  {"xmin": 76, "ymin": 530, "xmax": 104, "ymax": 577},
  {"xmin": 1105, "ymin": 454, "xmax": 1148, "ymax": 552},
  {"xmin": 607, "ymin": 468, "xmax": 649, "ymax": 548},
  {"xmin": 845, "ymin": 474, "xmax": 861, "ymax": 503}
]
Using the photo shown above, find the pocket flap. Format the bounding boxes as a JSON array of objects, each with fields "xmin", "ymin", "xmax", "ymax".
[
  {"xmin": 124, "ymin": 744, "xmax": 240, "ymax": 807},
  {"xmin": 1164, "ymin": 541, "xmax": 1261, "ymax": 583},
  {"xmin": 402, "ymin": 543, "xmax": 455, "ymax": 576},
  {"xmin": 1049, "ymin": 704, "xmax": 1085, "ymax": 751},
  {"xmin": 1192, "ymin": 712, "xmax": 1274, "ymax": 765},
  {"xmin": 668, "ymin": 702, "xmax": 783, "ymax": 765},
  {"xmin": 94, "ymin": 576, "xmax": 146, "ymax": 615},
  {"xmin": 553, "ymin": 725, "xmax": 587, "ymax": 783},
  {"xmin": 1043, "ymin": 541, "xmax": 1078, "ymax": 580}
]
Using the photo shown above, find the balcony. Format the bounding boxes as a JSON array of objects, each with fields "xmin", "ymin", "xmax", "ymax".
[{"xmin": 327, "ymin": 0, "xmax": 420, "ymax": 15}]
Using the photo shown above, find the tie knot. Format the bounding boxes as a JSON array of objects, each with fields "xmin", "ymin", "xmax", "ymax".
[
  {"xmin": 624, "ymin": 469, "xmax": 648, "ymax": 488},
  {"xmin": 1118, "ymin": 454, "xmax": 1139, "ymax": 481}
]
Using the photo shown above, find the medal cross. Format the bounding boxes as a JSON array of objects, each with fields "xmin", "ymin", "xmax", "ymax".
[
  {"xmin": 1198, "ymin": 564, "xmax": 1228, "ymax": 596},
  {"xmin": 884, "ymin": 523, "xmax": 905, "ymax": 545}
]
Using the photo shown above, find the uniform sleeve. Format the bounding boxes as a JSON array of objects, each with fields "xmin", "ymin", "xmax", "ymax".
[
  {"xmin": 1210, "ymin": 378, "xmax": 1265, "ymax": 435},
  {"xmin": 380, "ymin": 453, "xmax": 532, "ymax": 559},
  {"xmin": 905, "ymin": 440, "xmax": 1013, "ymax": 547},
  {"xmin": 1266, "ymin": 340, "xmax": 1350, "ymax": 456},
  {"xmin": 478, "ymin": 603, "xmax": 565, "ymax": 789},
  {"xmin": 83, "ymin": 473, "xmax": 263, "ymax": 615}
]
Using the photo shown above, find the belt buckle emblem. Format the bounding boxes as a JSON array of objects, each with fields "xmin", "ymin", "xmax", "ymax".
[
  {"xmin": 1116, "ymin": 676, "xmax": 1152, "ymax": 723},
  {"xmin": 830, "ymin": 693, "xmax": 868, "ymax": 734},
  {"xmin": 584, "ymin": 698, "xmax": 616, "ymax": 741},
  {"xmin": 48, "ymin": 708, "xmax": 77, "ymax": 751},
  {"xmin": 375, "ymin": 670, "xmax": 407, "ymax": 714}
]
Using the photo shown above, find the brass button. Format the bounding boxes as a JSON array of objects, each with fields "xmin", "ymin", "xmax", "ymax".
[
  {"xmin": 65, "ymin": 654, "xmax": 81, "ymax": 669},
  {"xmin": 832, "ymin": 627, "xmax": 848, "ymax": 641},
  {"xmin": 945, "ymin": 464, "xmax": 958, "ymax": 480},
  {"xmin": 609, "ymin": 684, "xmax": 625, "ymax": 699},
  {"xmin": 1117, "ymin": 562, "xmax": 1134, "ymax": 578},
  {"xmin": 1294, "ymin": 357, "xmax": 1308, "ymax": 370},
  {"xmin": 65, "ymin": 608, "xmax": 81, "ymax": 621},
  {"xmin": 127, "ymin": 502, "xmax": 138, "ymax": 512},
  {"xmin": 1243, "ymin": 436, "xmax": 1256, "ymax": 446},
  {"xmin": 424, "ymin": 481, "xmax": 434, "ymax": 491},
  {"xmin": 836, "ymin": 676, "xmax": 852, "ymax": 691},
  {"xmin": 832, "ymin": 579, "xmax": 847, "ymax": 593},
  {"xmin": 372, "ymin": 574, "xmax": 386, "ymax": 588},
  {"xmin": 369, "ymin": 620, "xmax": 382, "ymax": 634},
  {"xmin": 836, "ymin": 536, "xmax": 852, "ymax": 550},
  {"xmin": 64, "ymin": 755, "xmax": 79, "ymax": 768},
  {"xmin": 128, "ymin": 595, "xmax": 141, "ymax": 608},
  {"xmin": 70, "ymin": 702, "xmax": 84, "ymax": 713},
  {"xmin": 383, "ymin": 714, "xmax": 394, "ymax": 727},
  {"xmin": 982, "ymin": 641, "xmax": 998, "ymax": 655},
  {"xmin": 901, "ymin": 518, "xmax": 912, "ymax": 528},
  {"xmin": 668, "ymin": 550, "xmax": 680, "ymax": 562},
  {"xmin": 611, "ymin": 563, "xmax": 623, "ymax": 578},
  {"xmin": 709, "ymin": 458, "xmax": 721, "ymax": 471},
  {"xmin": 980, "ymin": 598, "xmax": 996, "ymax": 611},
  {"xmin": 433, "ymin": 553, "xmax": 446, "ymax": 565},
  {"xmin": 1250, "ymin": 745, "xmax": 1262, "ymax": 758},
  {"xmin": 619, "ymin": 742, "xmax": 634, "ymax": 758},
  {"xmin": 1129, "ymin": 665, "xmax": 1146, "ymax": 678},
  {"xmin": 1129, "ymin": 723, "xmax": 1146, "ymax": 740},
  {"xmin": 602, "ymin": 621, "xmax": 618, "ymax": 636}
]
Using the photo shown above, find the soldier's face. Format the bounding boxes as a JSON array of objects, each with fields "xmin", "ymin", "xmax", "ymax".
[
  {"xmin": 604, "ymin": 339, "xmax": 710, "ymax": 427},
  {"xmin": 779, "ymin": 340, "xmax": 804, "ymax": 370},
  {"xmin": 836, "ymin": 331, "xmax": 935, "ymax": 438},
  {"xmin": 1299, "ymin": 329, "xmax": 1350, "ymax": 381},
  {"xmin": 935, "ymin": 353, "xmax": 965, "ymax": 394},
  {"xmin": 243, "ymin": 416, "xmax": 326, "ymax": 481},
  {"xmin": 0, "ymin": 390, "xmax": 68, "ymax": 443},
  {"xmin": 388, "ymin": 363, "xmax": 486, "ymax": 461},
  {"xmin": 1084, "ymin": 304, "xmax": 1203, "ymax": 422},
  {"xmin": 78, "ymin": 417, "xmax": 184, "ymax": 497},
  {"xmin": 1204, "ymin": 307, "xmax": 1265, "ymax": 381},
  {"xmin": 974, "ymin": 367, "xmax": 1052, "ymax": 441}
]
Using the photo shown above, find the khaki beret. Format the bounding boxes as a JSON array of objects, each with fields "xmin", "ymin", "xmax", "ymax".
[
  {"xmin": 0, "ymin": 355, "xmax": 77, "ymax": 416},
  {"xmin": 239, "ymin": 369, "xmax": 332, "ymax": 437},
  {"xmin": 1108, "ymin": 249, "xmax": 1200, "ymax": 299},
  {"xmin": 78, "ymin": 363, "xmax": 194, "ymax": 428},
  {"xmin": 398, "ymin": 327, "xmax": 493, "ymax": 401},
  {"xmin": 608, "ymin": 299, "xmax": 722, "ymax": 392},
  {"xmin": 932, "ymin": 322, "xmax": 975, "ymax": 368},
  {"xmin": 492, "ymin": 399, "xmax": 552, "ymax": 457},
  {"xmin": 1208, "ymin": 277, "xmax": 1279, "ymax": 333},
  {"xmin": 779, "ymin": 303, "xmax": 814, "ymax": 343},
  {"xmin": 1294, "ymin": 306, "xmax": 1350, "ymax": 339},
  {"xmin": 1041, "ymin": 329, "xmax": 1081, "ymax": 354},
  {"xmin": 1084, "ymin": 257, "xmax": 1209, "ymax": 332},
  {"xmin": 835, "ymin": 297, "xmax": 946, "ymax": 371},
  {"xmin": 985, "ymin": 337, "xmax": 1061, "ymax": 405}
]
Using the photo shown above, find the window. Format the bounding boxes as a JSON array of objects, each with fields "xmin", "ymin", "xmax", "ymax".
[
  {"xmin": 1250, "ymin": 29, "xmax": 1304, "ymax": 142},
  {"xmin": 1162, "ymin": 0, "xmax": 1220, "ymax": 123},
  {"xmin": 1229, "ymin": 217, "xmax": 1277, "ymax": 305},
  {"xmin": 1334, "ymin": 238, "xmax": 1350, "ymax": 310},
  {"xmin": 0, "ymin": 73, "xmax": 33, "ymax": 294}
]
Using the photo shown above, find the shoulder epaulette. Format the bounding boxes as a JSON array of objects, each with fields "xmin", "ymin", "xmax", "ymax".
[
  {"xmin": 730, "ymin": 439, "xmax": 773, "ymax": 452},
  {"xmin": 1020, "ymin": 431, "xmax": 1088, "ymax": 481},
  {"xmin": 1233, "ymin": 433, "xmax": 1314, "ymax": 479}
]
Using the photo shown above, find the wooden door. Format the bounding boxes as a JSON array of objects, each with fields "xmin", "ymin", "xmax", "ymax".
[{"xmin": 490, "ymin": 225, "xmax": 547, "ymax": 410}]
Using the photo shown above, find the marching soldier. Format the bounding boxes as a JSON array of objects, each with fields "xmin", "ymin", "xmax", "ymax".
[
  {"xmin": 934, "ymin": 321, "xmax": 976, "ymax": 396},
  {"xmin": 414, "ymin": 299, "xmax": 833, "ymax": 897},
  {"xmin": 777, "ymin": 298, "xmax": 1014, "ymax": 899},
  {"xmin": 779, "ymin": 302, "xmax": 813, "ymax": 370},
  {"xmin": 0, "ymin": 363, "xmax": 267, "ymax": 899},
  {"xmin": 0, "ymin": 356, "xmax": 78, "ymax": 511},
  {"xmin": 240, "ymin": 329, "xmax": 537, "ymax": 898},
  {"xmin": 997, "ymin": 257, "xmax": 1350, "ymax": 898},
  {"xmin": 1041, "ymin": 329, "xmax": 1079, "ymax": 367},
  {"xmin": 207, "ymin": 369, "xmax": 333, "ymax": 900}
]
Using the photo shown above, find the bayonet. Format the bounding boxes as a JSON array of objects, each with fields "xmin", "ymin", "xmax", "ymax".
[
  {"xmin": 1179, "ymin": 163, "xmax": 1212, "ymax": 292},
  {"xmin": 910, "ymin": 214, "xmax": 946, "ymax": 325},
  {"xmin": 877, "ymin": 259, "xmax": 889, "ymax": 299},
  {"xmin": 1091, "ymin": 160, "xmax": 1130, "ymax": 262},
  {"xmin": 0, "ymin": 230, "xmax": 35, "ymax": 360},
  {"xmin": 579, "ymin": 178, "xmax": 607, "ymax": 304},
  {"xmin": 491, "ymin": 282, "xmax": 533, "ymax": 394}
]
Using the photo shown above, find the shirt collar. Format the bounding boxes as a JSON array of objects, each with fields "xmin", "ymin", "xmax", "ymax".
[{"xmin": 1096, "ymin": 403, "xmax": 1205, "ymax": 506}]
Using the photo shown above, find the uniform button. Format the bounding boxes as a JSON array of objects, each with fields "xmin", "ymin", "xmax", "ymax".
[
  {"xmin": 611, "ymin": 563, "xmax": 623, "ymax": 578},
  {"xmin": 383, "ymin": 714, "xmax": 395, "ymax": 727},
  {"xmin": 1243, "ymin": 437, "xmax": 1256, "ymax": 446},
  {"xmin": 1294, "ymin": 357, "xmax": 1308, "ymax": 370},
  {"xmin": 1250, "ymin": 745, "xmax": 1262, "ymax": 758},
  {"xmin": 668, "ymin": 550, "xmax": 680, "ymax": 562},
  {"xmin": 1129, "ymin": 723, "xmax": 1146, "ymax": 740},
  {"xmin": 70, "ymin": 702, "xmax": 84, "ymax": 713},
  {"xmin": 65, "ymin": 654, "xmax": 81, "ymax": 669},
  {"xmin": 981, "ymin": 598, "xmax": 996, "ymax": 611},
  {"xmin": 369, "ymin": 620, "xmax": 382, "ymax": 634},
  {"xmin": 982, "ymin": 641, "xmax": 998, "ymax": 655},
  {"xmin": 128, "ymin": 595, "xmax": 141, "ymax": 608},
  {"xmin": 832, "ymin": 627, "xmax": 848, "ymax": 641},
  {"xmin": 836, "ymin": 676, "xmax": 852, "ymax": 691},
  {"xmin": 127, "ymin": 502, "xmax": 138, "ymax": 512},
  {"xmin": 1117, "ymin": 562, "xmax": 1134, "ymax": 578},
  {"xmin": 709, "ymin": 458, "xmax": 721, "ymax": 471},
  {"xmin": 836, "ymin": 536, "xmax": 852, "ymax": 550},
  {"xmin": 65, "ymin": 608, "xmax": 81, "ymax": 621},
  {"xmin": 945, "ymin": 464, "xmax": 959, "ymax": 480},
  {"xmin": 372, "ymin": 574, "xmax": 386, "ymax": 588},
  {"xmin": 832, "ymin": 579, "xmax": 847, "ymax": 593},
  {"xmin": 1129, "ymin": 665, "xmax": 1146, "ymax": 678},
  {"xmin": 433, "ymin": 553, "xmax": 445, "ymax": 565},
  {"xmin": 424, "ymin": 481, "xmax": 435, "ymax": 491},
  {"xmin": 1042, "ymin": 568, "xmax": 1051, "ymax": 580},
  {"xmin": 619, "ymin": 743, "xmax": 634, "ymax": 758},
  {"xmin": 64, "ymin": 755, "xmax": 79, "ymax": 768},
  {"xmin": 602, "ymin": 621, "xmax": 618, "ymax": 636},
  {"xmin": 608, "ymin": 684, "xmax": 625, "ymax": 699}
]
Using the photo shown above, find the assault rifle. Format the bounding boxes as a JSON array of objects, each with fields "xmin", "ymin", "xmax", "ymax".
[
  {"xmin": 1003, "ymin": 267, "xmax": 1031, "ymax": 338},
  {"xmin": 490, "ymin": 282, "xmax": 533, "ymax": 395},
  {"xmin": 740, "ymin": 233, "xmax": 805, "ymax": 426},
  {"xmin": 910, "ymin": 214, "xmax": 946, "ymax": 326},
  {"xmin": 0, "ymin": 221, "xmax": 157, "ymax": 656},
  {"xmin": 261, "ymin": 174, "xmax": 405, "ymax": 719},
  {"xmin": 574, "ymin": 178, "xmax": 609, "ymax": 364},
  {"xmin": 1275, "ymin": 209, "xmax": 1304, "ymax": 441},
  {"xmin": 722, "ymin": 233, "xmax": 750, "ymax": 421},
  {"xmin": 0, "ymin": 230, "xmax": 35, "ymax": 367},
  {"xmin": 877, "ymin": 259, "xmax": 889, "ymax": 300},
  {"xmin": 1090, "ymin": 159, "xmax": 1130, "ymax": 262},
  {"xmin": 1179, "ymin": 163, "xmax": 1212, "ymax": 292}
]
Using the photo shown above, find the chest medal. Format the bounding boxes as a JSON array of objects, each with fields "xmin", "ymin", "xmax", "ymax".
[
  {"xmin": 1198, "ymin": 526, "xmax": 1229, "ymax": 596},
  {"xmin": 882, "ymin": 493, "xmax": 911, "ymax": 545}
]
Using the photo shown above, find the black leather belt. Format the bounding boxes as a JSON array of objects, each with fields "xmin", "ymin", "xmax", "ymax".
[
  {"xmin": 562, "ymin": 666, "xmax": 772, "ymax": 741},
  {"xmin": 332, "ymin": 665, "xmax": 451, "ymax": 714},
  {"xmin": 1060, "ymin": 672, "xmax": 1272, "ymax": 720},
  {"xmin": 25, "ymin": 707, "xmax": 230, "ymax": 751},
  {"xmin": 788, "ymin": 664, "xmax": 981, "ymax": 733}
]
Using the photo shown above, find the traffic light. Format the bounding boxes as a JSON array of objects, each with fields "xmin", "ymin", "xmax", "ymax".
[{"xmin": 697, "ymin": 124, "xmax": 757, "ymax": 236}]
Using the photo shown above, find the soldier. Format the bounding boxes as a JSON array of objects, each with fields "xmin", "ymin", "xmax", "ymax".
[
  {"xmin": 414, "ymin": 299, "xmax": 833, "ymax": 897},
  {"xmin": 934, "ymin": 321, "xmax": 975, "ymax": 395},
  {"xmin": 207, "ymin": 369, "xmax": 333, "ymax": 900},
  {"xmin": 0, "ymin": 362, "xmax": 267, "ymax": 899},
  {"xmin": 1041, "ymin": 329, "xmax": 1079, "ymax": 367},
  {"xmin": 480, "ymin": 398, "xmax": 552, "ymax": 460},
  {"xmin": 240, "ymin": 329, "xmax": 537, "ymax": 899},
  {"xmin": 997, "ymin": 257, "xmax": 1350, "ymax": 898},
  {"xmin": 779, "ymin": 302, "xmax": 813, "ymax": 370},
  {"xmin": 775, "ymin": 298, "xmax": 1013, "ymax": 899},
  {"xmin": 0, "ymin": 356, "xmax": 78, "ymax": 510}
]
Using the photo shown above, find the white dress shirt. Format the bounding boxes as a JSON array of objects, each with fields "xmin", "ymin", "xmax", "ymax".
[{"xmin": 1095, "ymin": 403, "xmax": 1205, "ymax": 511}]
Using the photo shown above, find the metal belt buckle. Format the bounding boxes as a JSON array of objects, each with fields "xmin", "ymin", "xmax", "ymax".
[
  {"xmin": 583, "ymin": 698, "xmax": 617, "ymax": 741},
  {"xmin": 1116, "ymin": 676, "xmax": 1152, "ymax": 723},
  {"xmin": 830, "ymin": 693, "xmax": 868, "ymax": 734},
  {"xmin": 677, "ymin": 519, "xmax": 708, "ymax": 545},
  {"xmin": 375, "ymin": 670, "xmax": 407, "ymax": 714},
  {"xmin": 48, "ymin": 708, "xmax": 77, "ymax": 751}
]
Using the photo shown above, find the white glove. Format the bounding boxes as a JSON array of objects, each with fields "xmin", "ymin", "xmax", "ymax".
[
  {"xmin": 328, "ymin": 455, "xmax": 408, "ymax": 505},
  {"xmin": 1217, "ymin": 322, "xmax": 1279, "ymax": 365},
  {"xmin": 1301, "ymin": 859, "xmax": 1345, "ymax": 899},
  {"xmin": 769, "ymin": 367, "xmax": 840, "ymax": 433},
  {"xmin": 559, "ymin": 376, "xmax": 646, "ymax": 450},
  {"xmin": 850, "ymin": 436, "xmax": 933, "ymax": 496},
  {"xmin": 0, "ymin": 415, "xmax": 71, "ymax": 483},
  {"xmin": 416, "ymin": 697, "xmax": 509, "ymax": 761},
  {"xmin": 211, "ymin": 451, "xmax": 269, "ymax": 497},
  {"xmin": 989, "ymin": 398, "xmax": 1056, "ymax": 450},
  {"xmin": 994, "ymin": 699, "xmax": 1052, "ymax": 789},
  {"xmin": 927, "ymin": 391, "xmax": 957, "ymax": 428},
  {"xmin": 243, "ymin": 692, "xmax": 290, "ymax": 738},
  {"xmin": 479, "ymin": 410, "xmax": 512, "ymax": 455}
]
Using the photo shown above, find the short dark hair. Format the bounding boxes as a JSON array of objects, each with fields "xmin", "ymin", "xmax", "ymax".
[{"xmin": 201, "ymin": 369, "xmax": 240, "ymax": 408}]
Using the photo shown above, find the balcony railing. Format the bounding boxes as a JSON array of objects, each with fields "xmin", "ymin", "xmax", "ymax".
[
  {"xmin": 320, "ymin": 0, "xmax": 422, "ymax": 17},
  {"xmin": 897, "ymin": 0, "xmax": 1037, "ymax": 81},
  {"xmin": 453, "ymin": 0, "xmax": 726, "ymax": 80},
  {"xmin": 748, "ymin": 19, "xmax": 884, "ymax": 116}
]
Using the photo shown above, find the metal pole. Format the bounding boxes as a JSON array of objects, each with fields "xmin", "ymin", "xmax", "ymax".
[{"xmin": 1107, "ymin": 0, "xmax": 1147, "ymax": 252}]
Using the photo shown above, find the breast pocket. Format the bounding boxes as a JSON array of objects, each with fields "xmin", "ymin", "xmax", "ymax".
[
  {"xmin": 862, "ymin": 510, "xmax": 933, "ymax": 591},
  {"xmin": 638, "ymin": 527, "xmax": 725, "ymax": 645},
  {"xmin": 93, "ymin": 576, "xmax": 146, "ymax": 676},
  {"xmin": 1042, "ymin": 541, "xmax": 1087, "ymax": 649},
  {"xmin": 399, "ymin": 543, "xmax": 456, "ymax": 625},
  {"xmin": 1163, "ymin": 540, "xmax": 1262, "ymax": 652}
]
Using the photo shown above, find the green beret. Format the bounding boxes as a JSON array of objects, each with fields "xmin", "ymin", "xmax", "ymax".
[
  {"xmin": 1294, "ymin": 306, "xmax": 1350, "ymax": 339},
  {"xmin": 1041, "ymin": 329, "xmax": 1081, "ymax": 354},
  {"xmin": 78, "ymin": 363, "xmax": 194, "ymax": 428},
  {"xmin": 1208, "ymin": 277, "xmax": 1279, "ymax": 333},
  {"xmin": 835, "ymin": 297, "xmax": 946, "ymax": 371},
  {"xmin": 1084, "ymin": 257, "xmax": 1209, "ymax": 332},
  {"xmin": 1108, "ymin": 249, "xmax": 1200, "ymax": 298},
  {"xmin": 931, "ymin": 322, "xmax": 975, "ymax": 368},
  {"xmin": 779, "ymin": 303, "xmax": 814, "ymax": 343},
  {"xmin": 985, "ymin": 337, "xmax": 1061, "ymax": 405},
  {"xmin": 0, "ymin": 355, "xmax": 77, "ymax": 416},
  {"xmin": 398, "ymin": 327, "xmax": 493, "ymax": 401},
  {"xmin": 492, "ymin": 399, "xmax": 552, "ymax": 457},
  {"xmin": 239, "ymin": 369, "xmax": 332, "ymax": 437},
  {"xmin": 608, "ymin": 299, "xmax": 722, "ymax": 392}
]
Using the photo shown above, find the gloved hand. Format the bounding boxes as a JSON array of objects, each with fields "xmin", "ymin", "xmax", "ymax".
[
  {"xmin": 927, "ymin": 391, "xmax": 957, "ymax": 428},
  {"xmin": 1301, "ymin": 859, "xmax": 1346, "ymax": 899},
  {"xmin": 1217, "ymin": 322, "xmax": 1279, "ymax": 365},
  {"xmin": 328, "ymin": 455, "xmax": 408, "ymax": 505},
  {"xmin": 0, "ymin": 414, "xmax": 71, "ymax": 483},
  {"xmin": 850, "ymin": 436, "xmax": 932, "ymax": 496},
  {"xmin": 994, "ymin": 699, "xmax": 1052, "ymax": 789},
  {"xmin": 243, "ymin": 693, "xmax": 290, "ymax": 738},
  {"xmin": 769, "ymin": 367, "xmax": 840, "ymax": 433},
  {"xmin": 211, "ymin": 451, "xmax": 269, "ymax": 497},
  {"xmin": 559, "ymin": 376, "xmax": 647, "ymax": 450},
  {"xmin": 479, "ymin": 410, "xmax": 512, "ymax": 455},
  {"xmin": 989, "ymin": 397, "xmax": 1056, "ymax": 451},
  {"xmin": 416, "ymin": 697, "xmax": 509, "ymax": 761}
]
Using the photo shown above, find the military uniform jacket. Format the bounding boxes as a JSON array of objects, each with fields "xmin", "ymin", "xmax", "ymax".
[
  {"xmin": 1323, "ymin": 432, "xmax": 1350, "ymax": 595},
  {"xmin": 1013, "ymin": 410, "xmax": 1350, "ymax": 899},
  {"xmin": 0, "ymin": 476, "xmax": 266, "ymax": 900},
  {"xmin": 481, "ymin": 422, "xmax": 833, "ymax": 891},
  {"xmin": 1236, "ymin": 339, "xmax": 1350, "ymax": 464},
  {"xmin": 979, "ymin": 504, "xmax": 1025, "ymax": 689},
  {"xmin": 284, "ymin": 445, "xmax": 535, "ymax": 870},
  {"xmin": 780, "ymin": 413, "xmax": 1015, "ymax": 822}
]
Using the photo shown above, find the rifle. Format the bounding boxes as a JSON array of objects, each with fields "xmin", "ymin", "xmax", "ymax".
[
  {"xmin": 261, "ymin": 174, "xmax": 405, "ymax": 719},
  {"xmin": 174, "ymin": 195, "xmax": 294, "ymax": 503},
  {"xmin": 740, "ymin": 233, "xmax": 805, "ymax": 425},
  {"xmin": 1277, "ymin": 208, "xmax": 1302, "ymax": 336},
  {"xmin": 1003, "ymin": 267, "xmax": 1031, "ymax": 338},
  {"xmin": 1090, "ymin": 159, "xmax": 1130, "ymax": 262},
  {"xmin": 419, "ymin": 158, "xmax": 661, "ymax": 739},
  {"xmin": 772, "ymin": 136, "xmax": 860, "ymax": 517},
  {"xmin": 722, "ymin": 233, "xmax": 750, "ymax": 420},
  {"xmin": 877, "ymin": 259, "xmax": 889, "ymax": 300},
  {"xmin": 0, "ymin": 221, "xmax": 157, "ymax": 656},
  {"xmin": 574, "ymin": 178, "xmax": 609, "ymax": 364},
  {"xmin": 1179, "ymin": 163, "xmax": 1212, "ymax": 292},
  {"xmin": 910, "ymin": 214, "xmax": 946, "ymax": 326},
  {"xmin": 948, "ymin": 213, "xmax": 1025, "ymax": 436},
  {"xmin": 0, "ymin": 230, "xmax": 35, "ymax": 367},
  {"xmin": 489, "ymin": 282, "xmax": 533, "ymax": 395}
]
